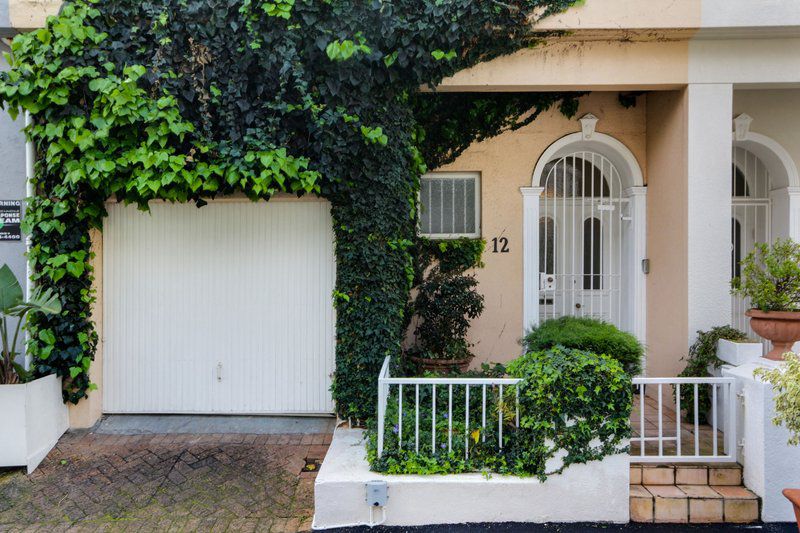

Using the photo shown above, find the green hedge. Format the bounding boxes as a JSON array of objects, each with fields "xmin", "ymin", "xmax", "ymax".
[
  {"xmin": 369, "ymin": 346, "xmax": 632, "ymax": 479},
  {"xmin": 523, "ymin": 316, "xmax": 643, "ymax": 375}
]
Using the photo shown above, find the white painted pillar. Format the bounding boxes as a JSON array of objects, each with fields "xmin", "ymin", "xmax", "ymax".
[
  {"xmin": 521, "ymin": 186, "xmax": 544, "ymax": 334},
  {"xmin": 787, "ymin": 188, "xmax": 800, "ymax": 242},
  {"xmin": 769, "ymin": 186, "xmax": 800, "ymax": 241},
  {"xmin": 687, "ymin": 84, "xmax": 733, "ymax": 341},
  {"xmin": 625, "ymin": 186, "xmax": 647, "ymax": 373}
]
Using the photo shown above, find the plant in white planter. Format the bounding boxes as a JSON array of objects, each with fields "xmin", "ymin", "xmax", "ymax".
[
  {"xmin": 732, "ymin": 239, "xmax": 800, "ymax": 360},
  {"xmin": 1, "ymin": 264, "xmax": 61, "ymax": 384},
  {"xmin": 755, "ymin": 354, "xmax": 800, "ymax": 527},
  {"xmin": 0, "ymin": 263, "xmax": 68, "ymax": 473}
]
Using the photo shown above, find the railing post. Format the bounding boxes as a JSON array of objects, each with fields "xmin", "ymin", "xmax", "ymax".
[
  {"xmin": 726, "ymin": 379, "xmax": 737, "ymax": 459},
  {"xmin": 377, "ymin": 357, "xmax": 391, "ymax": 458}
]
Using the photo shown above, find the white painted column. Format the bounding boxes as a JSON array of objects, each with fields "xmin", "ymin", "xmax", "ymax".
[
  {"xmin": 787, "ymin": 188, "xmax": 800, "ymax": 242},
  {"xmin": 625, "ymin": 186, "xmax": 647, "ymax": 373},
  {"xmin": 521, "ymin": 187, "xmax": 544, "ymax": 334},
  {"xmin": 687, "ymin": 84, "xmax": 733, "ymax": 342},
  {"xmin": 769, "ymin": 186, "xmax": 800, "ymax": 241}
]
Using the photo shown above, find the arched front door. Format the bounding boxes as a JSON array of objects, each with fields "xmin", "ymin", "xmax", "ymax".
[
  {"xmin": 539, "ymin": 152, "xmax": 628, "ymax": 329},
  {"xmin": 730, "ymin": 146, "xmax": 771, "ymax": 346}
]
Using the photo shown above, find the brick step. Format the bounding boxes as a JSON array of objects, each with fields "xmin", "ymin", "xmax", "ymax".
[
  {"xmin": 631, "ymin": 463, "xmax": 742, "ymax": 486},
  {"xmin": 631, "ymin": 484, "xmax": 759, "ymax": 523}
]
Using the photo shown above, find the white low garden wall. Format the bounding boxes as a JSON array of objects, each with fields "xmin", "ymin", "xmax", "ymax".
[
  {"xmin": 313, "ymin": 428, "xmax": 629, "ymax": 529},
  {"xmin": 0, "ymin": 374, "xmax": 69, "ymax": 473},
  {"xmin": 723, "ymin": 361, "xmax": 800, "ymax": 522}
]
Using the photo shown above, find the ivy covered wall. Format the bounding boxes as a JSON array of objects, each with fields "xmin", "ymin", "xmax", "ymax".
[{"xmin": 0, "ymin": 0, "xmax": 580, "ymax": 420}]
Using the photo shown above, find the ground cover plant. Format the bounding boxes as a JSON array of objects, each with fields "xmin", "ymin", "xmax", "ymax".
[{"xmin": 0, "ymin": 0, "xmax": 582, "ymax": 418}]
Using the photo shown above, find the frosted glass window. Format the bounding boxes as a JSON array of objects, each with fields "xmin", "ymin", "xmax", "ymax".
[{"xmin": 420, "ymin": 173, "xmax": 480, "ymax": 238}]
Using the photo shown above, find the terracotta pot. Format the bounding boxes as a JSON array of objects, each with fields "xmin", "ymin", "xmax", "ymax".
[
  {"xmin": 409, "ymin": 355, "xmax": 473, "ymax": 373},
  {"xmin": 746, "ymin": 309, "xmax": 800, "ymax": 360},
  {"xmin": 783, "ymin": 488, "xmax": 800, "ymax": 531}
]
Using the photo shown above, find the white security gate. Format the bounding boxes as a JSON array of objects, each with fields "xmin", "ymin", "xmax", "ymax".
[
  {"xmin": 730, "ymin": 146, "xmax": 771, "ymax": 347},
  {"xmin": 103, "ymin": 199, "xmax": 336, "ymax": 414},
  {"xmin": 539, "ymin": 152, "xmax": 628, "ymax": 328}
]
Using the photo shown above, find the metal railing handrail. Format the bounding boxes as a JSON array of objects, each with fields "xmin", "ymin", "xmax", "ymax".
[
  {"xmin": 377, "ymin": 359, "xmax": 739, "ymax": 464},
  {"xmin": 631, "ymin": 376, "xmax": 737, "ymax": 463}
]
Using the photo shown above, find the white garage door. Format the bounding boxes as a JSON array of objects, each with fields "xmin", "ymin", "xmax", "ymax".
[{"xmin": 103, "ymin": 199, "xmax": 336, "ymax": 414}]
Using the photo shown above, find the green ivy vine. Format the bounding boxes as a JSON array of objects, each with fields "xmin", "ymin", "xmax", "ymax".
[{"xmin": 0, "ymin": 0, "xmax": 580, "ymax": 418}]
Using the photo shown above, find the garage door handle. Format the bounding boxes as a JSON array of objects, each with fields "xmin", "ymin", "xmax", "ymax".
[{"xmin": 217, "ymin": 362, "xmax": 223, "ymax": 382}]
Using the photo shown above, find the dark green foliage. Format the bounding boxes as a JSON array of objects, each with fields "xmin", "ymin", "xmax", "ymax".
[
  {"xmin": 412, "ymin": 237, "xmax": 485, "ymax": 279},
  {"xmin": 405, "ymin": 238, "xmax": 485, "ymax": 362},
  {"xmin": 410, "ymin": 269, "xmax": 484, "ymax": 360},
  {"xmin": 678, "ymin": 326, "xmax": 748, "ymax": 424},
  {"xmin": 0, "ymin": 0, "xmax": 580, "ymax": 416},
  {"xmin": 370, "ymin": 346, "xmax": 632, "ymax": 478},
  {"xmin": 523, "ymin": 316, "xmax": 644, "ymax": 375},
  {"xmin": 412, "ymin": 93, "xmax": 582, "ymax": 170}
]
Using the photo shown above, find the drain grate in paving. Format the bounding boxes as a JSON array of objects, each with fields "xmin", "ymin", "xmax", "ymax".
[{"xmin": 301, "ymin": 458, "xmax": 321, "ymax": 473}]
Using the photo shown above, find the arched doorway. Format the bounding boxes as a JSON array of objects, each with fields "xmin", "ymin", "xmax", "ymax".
[
  {"xmin": 522, "ymin": 127, "xmax": 646, "ymax": 348},
  {"xmin": 539, "ymin": 152, "xmax": 626, "ymax": 327},
  {"xmin": 730, "ymin": 146, "xmax": 771, "ymax": 343}
]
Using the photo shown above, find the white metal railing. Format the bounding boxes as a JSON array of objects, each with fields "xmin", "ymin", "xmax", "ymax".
[
  {"xmin": 376, "ymin": 357, "xmax": 521, "ymax": 458},
  {"xmin": 631, "ymin": 377, "xmax": 737, "ymax": 463},
  {"xmin": 377, "ymin": 361, "xmax": 738, "ymax": 464}
]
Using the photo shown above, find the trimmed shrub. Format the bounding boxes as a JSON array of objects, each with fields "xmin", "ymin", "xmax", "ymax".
[{"xmin": 523, "ymin": 316, "xmax": 643, "ymax": 375}]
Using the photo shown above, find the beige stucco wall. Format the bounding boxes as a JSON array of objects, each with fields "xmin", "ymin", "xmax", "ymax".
[
  {"xmin": 645, "ymin": 90, "xmax": 690, "ymax": 377},
  {"xmin": 536, "ymin": 0, "xmax": 701, "ymax": 31},
  {"xmin": 438, "ymin": 39, "xmax": 689, "ymax": 92},
  {"xmin": 433, "ymin": 92, "xmax": 647, "ymax": 365},
  {"xmin": 733, "ymin": 89, "xmax": 800, "ymax": 187},
  {"xmin": 8, "ymin": 0, "xmax": 60, "ymax": 30}
]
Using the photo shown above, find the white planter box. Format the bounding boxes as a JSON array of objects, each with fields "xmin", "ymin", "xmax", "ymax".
[
  {"xmin": 0, "ymin": 374, "xmax": 69, "ymax": 473},
  {"xmin": 314, "ymin": 428, "xmax": 629, "ymax": 529},
  {"xmin": 718, "ymin": 338, "xmax": 763, "ymax": 366},
  {"xmin": 723, "ymin": 360, "xmax": 800, "ymax": 522}
]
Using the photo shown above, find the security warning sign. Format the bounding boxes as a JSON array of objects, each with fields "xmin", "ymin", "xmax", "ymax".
[{"xmin": 0, "ymin": 200, "xmax": 22, "ymax": 241}]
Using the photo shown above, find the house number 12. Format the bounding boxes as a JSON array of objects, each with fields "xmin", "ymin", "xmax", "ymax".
[{"xmin": 491, "ymin": 237, "xmax": 510, "ymax": 253}]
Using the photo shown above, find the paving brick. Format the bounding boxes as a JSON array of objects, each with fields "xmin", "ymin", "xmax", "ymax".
[
  {"xmin": 630, "ymin": 485, "xmax": 654, "ymax": 522},
  {"xmin": 724, "ymin": 498, "xmax": 760, "ymax": 523},
  {"xmin": 712, "ymin": 485, "xmax": 758, "ymax": 499},
  {"xmin": 676, "ymin": 466, "xmax": 708, "ymax": 485},
  {"xmin": 630, "ymin": 466, "xmax": 642, "ymax": 485},
  {"xmin": 709, "ymin": 466, "xmax": 742, "ymax": 486},
  {"xmin": 642, "ymin": 466, "xmax": 675, "ymax": 485},
  {"xmin": 0, "ymin": 431, "xmax": 331, "ymax": 531},
  {"xmin": 678, "ymin": 484, "xmax": 722, "ymax": 499},
  {"xmin": 647, "ymin": 485, "xmax": 688, "ymax": 523},
  {"xmin": 690, "ymin": 497, "xmax": 724, "ymax": 523}
]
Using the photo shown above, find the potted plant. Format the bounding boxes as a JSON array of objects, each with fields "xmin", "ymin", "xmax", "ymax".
[
  {"xmin": 0, "ymin": 263, "xmax": 68, "ymax": 473},
  {"xmin": 407, "ymin": 267, "xmax": 485, "ymax": 372},
  {"xmin": 755, "ymin": 353, "xmax": 800, "ymax": 528},
  {"xmin": 732, "ymin": 239, "xmax": 800, "ymax": 360}
]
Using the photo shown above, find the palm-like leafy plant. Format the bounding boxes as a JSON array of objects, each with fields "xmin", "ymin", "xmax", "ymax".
[{"xmin": 0, "ymin": 264, "xmax": 61, "ymax": 385}]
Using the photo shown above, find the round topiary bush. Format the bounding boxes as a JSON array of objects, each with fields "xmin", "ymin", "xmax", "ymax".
[{"xmin": 523, "ymin": 316, "xmax": 644, "ymax": 375}]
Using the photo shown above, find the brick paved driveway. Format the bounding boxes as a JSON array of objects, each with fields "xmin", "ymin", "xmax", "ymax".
[{"xmin": 0, "ymin": 431, "xmax": 331, "ymax": 532}]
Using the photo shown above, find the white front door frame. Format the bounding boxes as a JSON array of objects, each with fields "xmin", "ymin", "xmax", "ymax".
[{"xmin": 521, "ymin": 130, "xmax": 647, "ymax": 350}]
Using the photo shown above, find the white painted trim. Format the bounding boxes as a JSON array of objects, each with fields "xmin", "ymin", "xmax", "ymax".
[
  {"xmin": 521, "ymin": 187, "xmax": 544, "ymax": 334},
  {"xmin": 419, "ymin": 171, "xmax": 481, "ymax": 239},
  {"xmin": 531, "ymin": 132, "xmax": 644, "ymax": 189},
  {"xmin": 624, "ymin": 186, "xmax": 647, "ymax": 372},
  {"xmin": 733, "ymin": 130, "xmax": 800, "ymax": 189},
  {"xmin": 524, "ymin": 131, "xmax": 646, "ymax": 340}
]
